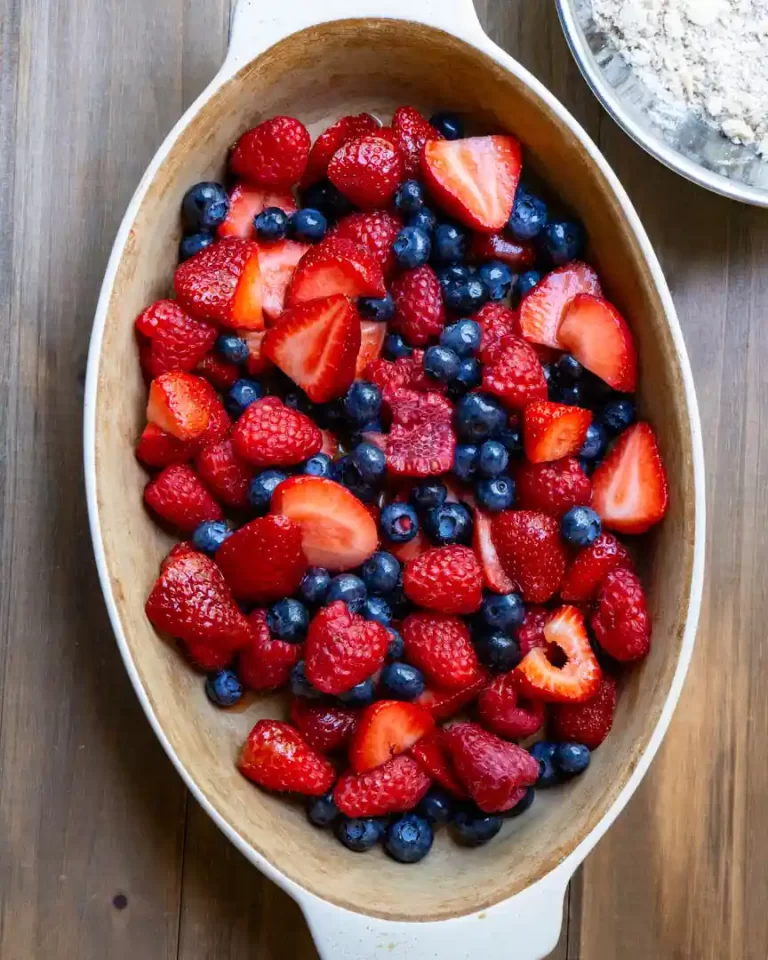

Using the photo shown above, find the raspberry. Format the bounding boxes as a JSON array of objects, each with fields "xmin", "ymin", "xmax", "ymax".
[
  {"xmin": 143, "ymin": 464, "xmax": 223, "ymax": 532},
  {"xmin": 402, "ymin": 612, "xmax": 480, "ymax": 690},
  {"xmin": 231, "ymin": 396, "xmax": 322, "ymax": 467},
  {"xmin": 230, "ymin": 116, "xmax": 311, "ymax": 188},
  {"xmin": 551, "ymin": 675, "xmax": 617, "ymax": 749},
  {"xmin": 402, "ymin": 546, "xmax": 483, "ymax": 614},
  {"xmin": 238, "ymin": 609, "xmax": 301, "ymax": 692},
  {"xmin": 516, "ymin": 457, "xmax": 592, "ymax": 519},
  {"xmin": 385, "ymin": 387, "xmax": 456, "ymax": 477},
  {"xmin": 560, "ymin": 532, "xmax": 634, "ymax": 602},
  {"xmin": 592, "ymin": 568, "xmax": 651, "ymax": 661},
  {"xmin": 482, "ymin": 335, "xmax": 548, "ymax": 411},
  {"xmin": 305, "ymin": 600, "xmax": 389, "ymax": 695},
  {"xmin": 390, "ymin": 265, "xmax": 446, "ymax": 346}
]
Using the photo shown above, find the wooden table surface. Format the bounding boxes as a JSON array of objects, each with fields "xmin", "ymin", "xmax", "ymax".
[{"xmin": 1, "ymin": 0, "xmax": 765, "ymax": 957}]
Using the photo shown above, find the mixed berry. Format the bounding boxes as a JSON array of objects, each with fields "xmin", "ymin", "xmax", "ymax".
[{"xmin": 136, "ymin": 105, "xmax": 670, "ymax": 865}]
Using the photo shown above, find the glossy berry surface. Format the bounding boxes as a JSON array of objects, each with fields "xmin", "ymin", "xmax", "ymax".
[
  {"xmin": 531, "ymin": 741, "xmax": 560, "ymax": 787},
  {"xmin": 408, "ymin": 207, "xmax": 437, "ymax": 234},
  {"xmin": 181, "ymin": 181, "xmax": 229, "ymax": 231},
  {"xmin": 478, "ymin": 592, "xmax": 524, "ymax": 631},
  {"xmin": 410, "ymin": 481, "xmax": 447, "ymax": 512},
  {"xmin": 192, "ymin": 520, "xmax": 232, "ymax": 555},
  {"xmin": 289, "ymin": 207, "xmax": 328, "ymax": 242},
  {"xmin": 517, "ymin": 270, "xmax": 541, "ymax": 297},
  {"xmin": 386, "ymin": 628, "xmax": 405, "ymax": 661},
  {"xmin": 393, "ymin": 226, "xmax": 431, "ymax": 269},
  {"xmin": 385, "ymin": 814, "xmax": 434, "ymax": 863},
  {"xmin": 561, "ymin": 506, "xmax": 602, "ymax": 547},
  {"xmin": 429, "ymin": 111, "xmax": 464, "ymax": 140},
  {"xmin": 554, "ymin": 742, "xmax": 591, "ymax": 776},
  {"xmin": 478, "ymin": 261, "xmax": 514, "ymax": 301},
  {"xmin": 289, "ymin": 661, "xmax": 323, "ymax": 699},
  {"xmin": 248, "ymin": 469, "xmax": 288, "ymax": 514},
  {"xmin": 361, "ymin": 551, "xmax": 401, "ymax": 595},
  {"xmin": 381, "ymin": 503, "xmax": 419, "ymax": 543},
  {"xmin": 337, "ymin": 677, "xmax": 377, "ymax": 707},
  {"xmin": 299, "ymin": 567, "xmax": 331, "ymax": 607},
  {"xmin": 351, "ymin": 442, "xmax": 386, "ymax": 482},
  {"xmin": 579, "ymin": 422, "xmax": 607, "ymax": 461},
  {"xmin": 267, "ymin": 598, "xmax": 310, "ymax": 642},
  {"xmin": 362, "ymin": 596, "xmax": 392, "ymax": 625},
  {"xmin": 302, "ymin": 452, "xmax": 335, "ymax": 478},
  {"xmin": 395, "ymin": 179, "xmax": 425, "ymax": 214},
  {"xmin": 327, "ymin": 574, "xmax": 367, "ymax": 613},
  {"xmin": 254, "ymin": 206, "xmax": 288, "ymax": 241},
  {"xmin": 384, "ymin": 331, "xmax": 412, "ymax": 358},
  {"xmin": 359, "ymin": 293, "xmax": 395, "ymax": 322},
  {"xmin": 541, "ymin": 219, "xmax": 586, "ymax": 266},
  {"xmin": 418, "ymin": 787, "xmax": 457, "ymax": 824},
  {"xmin": 179, "ymin": 232, "xmax": 215, "ymax": 262},
  {"xmin": 600, "ymin": 396, "xmax": 636, "ymax": 435},
  {"xmin": 335, "ymin": 816, "xmax": 384, "ymax": 852},
  {"xmin": 477, "ymin": 440, "xmax": 509, "ymax": 478},
  {"xmin": 443, "ymin": 277, "xmax": 487, "ymax": 314},
  {"xmin": 432, "ymin": 223, "xmax": 466, "ymax": 264},
  {"xmin": 440, "ymin": 319, "xmax": 481, "ymax": 357},
  {"xmin": 507, "ymin": 185, "xmax": 548, "ymax": 241},
  {"xmin": 225, "ymin": 379, "xmax": 263, "ymax": 417},
  {"xmin": 423, "ymin": 345, "xmax": 460, "ymax": 382},
  {"xmin": 215, "ymin": 334, "xmax": 249, "ymax": 364},
  {"xmin": 423, "ymin": 502, "xmax": 472, "ymax": 545},
  {"xmin": 453, "ymin": 443, "xmax": 479, "ymax": 483},
  {"xmin": 475, "ymin": 475, "xmax": 515, "ymax": 512},
  {"xmin": 453, "ymin": 357, "xmax": 482, "ymax": 393},
  {"xmin": 474, "ymin": 631, "xmax": 521, "ymax": 673},
  {"xmin": 455, "ymin": 393, "xmax": 506, "ymax": 442},
  {"xmin": 205, "ymin": 669, "xmax": 243, "ymax": 707},
  {"xmin": 379, "ymin": 661, "xmax": 426, "ymax": 701},
  {"xmin": 306, "ymin": 791, "xmax": 340, "ymax": 827},
  {"xmin": 343, "ymin": 381, "xmax": 382, "ymax": 424},
  {"xmin": 451, "ymin": 808, "xmax": 503, "ymax": 847}
]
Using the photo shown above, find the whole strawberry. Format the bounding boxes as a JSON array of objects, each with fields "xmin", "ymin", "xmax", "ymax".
[
  {"xmin": 238, "ymin": 719, "xmax": 336, "ymax": 795},
  {"xmin": 385, "ymin": 387, "xmax": 456, "ymax": 477},
  {"xmin": 305, "ymin": 600, "xmax": 389, "ymax": 695},
  {"xmin": 143, "ymin": 464, "xmax": 223, "ymax": 532},
  {"xmin": 333, "ymin": 754, "xmax": 431, "ymax": 817},
  {"xmin": 476, "ymin": 673, "xmax": 546, "ymax": 740},
  {"xmin": 515, "ymin": 457, "xmax": 592, "ymax": 519},
  {"xmin": 290, "ymin": 698, "xmax": 359, "ymax": 754},
  {"xmin": 390, "ymin": 265, "xmax": 446, "ymax": 346},
  {"xmin": 331, "ymin": 209, "xmax": 403, "ymax": 278},
  {"xmin": 302, "ymin": 112, "xmax": 379, "ymax": 186},
  {"xmin": 403, "ymin": 545, "xmax": 483, "ymax": 615},
  {"xmin": 230, "ymin": 116, "xmax": 311, "ymax": 188},
  {"xmin": 551, "ymin": 674, "xmax": 617, "ymax": 748},
  {"xmin": 592, "ymin": 567, "xmax": 651, "ymax": 661},
  {"xmin": 402, "ymin": 612, "xmax": 480, "ymax": 690},
  {"xmin": 215, "ymin": 514, "xmax": 308, "ymax": 604},
  {"xmin": 231, "ymin": 396, "xmax": 322, "ymax": 467},
  {"xmin": 491, "ymin": 510, "xmax": 567, "ymax": 603},
  {"xmin": 195, "ymin": 438, "xmax": 253, "ymax": 510},
  {"xmin": 560, "ymin": 532, "xmax": 634, "ymax": 602},
  {"xmin": 482, "ymin": 335, "xmax": 548, "ymax": 411},
  {"xmin": 239, "ymin": 609, "xmax": 301, "ymax": 692},
  {"xmin": 391, "ymin": 106, "xmax": 443, "ymax": 177},
  {"xmin": 328, "ymin": 135, "xmax": 404, "ymax": 208}
]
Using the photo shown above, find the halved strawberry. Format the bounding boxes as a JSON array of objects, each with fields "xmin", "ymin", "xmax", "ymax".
[
  {"xmin": 195, "ymin": 353, "xmax": 241, "ymax": 391},
  {"xmin": 559, "ymin": 293, "xmax": 637, "ymax": 392},
  {"xmin": 472, "ymin": 508, "xmax": 518, "ymax": 594},
  {"xmin": 147, "ymin": 372, "xmax": 217, "ymax": 441},
  {"xmin": 230, "ymin": 249, "xmax": 264, "ymax": 330},
  {"xmin": 383, "ymin": 527, "xmax": 430, "ymax": 564},
  {"xmin": 239, "ymin": 609, "xmax": 302, "ymax": 692},
  {"xmin": 215, "ymin": 514, "xmax": 308, "ymax": 604},
  {"xmin": 591, "ymin": 422, "xmax": 669, "ymax": 534},
  {"xmin": 422, "ymin": 136, "xmax": 522, "ymax": 232},
  {"xmin": 523, "ymin": 401, "xmax": 592, "ymax": 463},
  {"xmin": 302, "ymin": 112, "xmax": 380, "ymax": 187},
  {"xmin": 286, "ymin": 237, "xmax": 385, "ymax": 306},
  {"xmin": 174, "ymin": 237, "xmax": 263, "ymax": 330},
  {"xmin": 515, "ymin": 605, "xmax": 602, "ymax": 703},
  {"xmin": 519, "ymin": 261, "xmax": 602, "ymax": 349},
  {"xmin": 218, "ymin": 182, "xmax": 297, "ymax": 240},
  {"xmin": 468, "ymin": 232, "xmax": 536, "ymax": 271},
  {"xmin": 391, "ymin": 106, "xmax": 443, "ymax": 177},
  {"xmin": 355, "ymin": 320, "xmax": 387, "ymax": 377},
  {"xmin": 319, "ymin": 429, "xmax": 339, "ymax": 458},
  {"xmin": 263, "ymin": 294, "xmax": 361, "ymax": 404},
  {"xmin": 349, "ymin": 700, "xmax": 435, "ymax": 773},
  {"xmin": 270, "ymin": 476, "xmax": 379, "ymax": 571},
  {"xmin": 414, "ymin": 672, "xmax": 489, "ymax": 720},
  {"xmin": 257, "ymin": 239, "xmax": 311, "ymax": 322}
]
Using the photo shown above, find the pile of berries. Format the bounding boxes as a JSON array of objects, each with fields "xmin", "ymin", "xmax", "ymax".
[{"xmin": 136, "ymin": 106, "xmax": 669, "ymax": 863}]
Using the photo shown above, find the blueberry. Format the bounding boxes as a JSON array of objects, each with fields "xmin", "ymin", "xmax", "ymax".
[
  {"xmin": 361, "ymin": 551, "xmax": 401, "ymax": 595},
  {"xmin": 299, "ymin": 179, "xmax": 353, "ymax": 222},
  {"xmin": 386, "ymin": 627, "xmax": 404, "ymax": 660},
  {"xmin": 554, "ymin": 742, "xmax": 591, "ymax": 776},
  {"xmin": 475, "ymin": 475, "xmax": 515, "ymax": 512},
  {"xmin": 556, "ymin": 353, "xmax": 585, "ymax": 383},
  {"xmin": 395, "ymin": 179, "xmax": 425, "ymax": 215},
  {"xmin": 600, "ymin": 396, "xmax": 636, "ymax": 435},
  {"xmin": 384, "ymin": 332, "xmax": 412, "ymax": 359},
  {"xmin": 436, "ymin": 264, "xmax": 472, "ymax": 290},
  {"xmin": 453, "ymin": 357, "xmax": 482, "ymax": 393},
  {"xmin": 307, "ymin": 791, "xmax": 340, "ymax": 828},
  {"xmin": 579, "ymin": 422, "xmax": 607, "ymax": 461},
  {"xmin": 379, "ymin": 661, "xmax": 425, "ymax": 701},
  {"xmin": 283, "ymin": 390, "xmax": 313, "ymax": 415},
  {"xmin": 385, "ymin": 814, "xmax": 434, "ymax": 863},
  {"xmin": 267, "ymin": 598, "xmax": 309, "ymax": 642},
  {"xmin": 393, "ymin": 226, "xmax": 431, "ymax": 269},
  {"xmin": 179, "ymin": 231, "xmax": 215, "ymax": 261},
  {"xmin": 455, "ymin": 393, "xmax": 506, "ymax": 442},
  {"xmin": 387, "ymin": 585, "xmax": 412, "ymax": 620},
  {"xmin": 440, "ymin": 319, "xmax": 481, "ymax": 358},
  {"xmin": 444, "ymin": 278, "xmax": 488, "ymax": 315},
  {"xmin": 380, "ymin": 503, "xmax": 419, "ymax": 543},
  {"xmin": 358, "ymin": 293, "xmax": 395, "ymax": 322},
  {"xmin": 478, "ymin": 261, "xmax": 515, "ymax": 301},
  {"xmin": 204, "ymin": 668, "xmax": 243, "ymax": 707},
  {"xmin": 474, "ymin": 632, "xmax": 521, "ymax": 672},
  {"xmin": 424, "ymin": 501, "xmax": 473, "ymax": 546},
  {"xmin": 479, "ymin": 592, "xmax": 525, "ymax": 631},
  {"xmin": 477, "ymin": 440, "xmax": 509, "ymax": 478},
  {"xmin": 517, "ymin": 270, "xmax": 542, "ymax": 297},
  {"xmin": 531, "ymin": 741, "xmax": 560, "ymax": 787},
  {"xmin": 181, "ymin": 181, "xmax": 229, "ymax": 231},
  {"xmin": 225, "ymin": 378, "xmax": 263, "ymax": 416},
  {"xmin": 192, "ymin": 520, "xmax": 232, "ymax": 555},
  {"xmin": 213, "ymin": 333, "xmax": 248, "ymax": 365},
  {"xmin": 433, "ymin": 223, "xmax": 466, "ymax": 264},
  {"xmin": 505, "ymin": 786, "xmax": 536, "ymax": 818},
  {"xmin": 299, "ymin": 567, "xmax": 331, "ymax": 607},
  {"xmin": 453, "ymin": 444, "xmax": 479, "ymax": 483},
  {"xmin": 302, "ymin": 452, "xmax": 335, "ymax": 479},
  {"xmin": 408, "ymin": 206, "xmax": 437, "ymax": 234},
  {"xmin": 429, "ymin": 111, "xmax": 464, "ymax": 140},
  {"xmin": 418, "ymin": 787, "xmax": 456, "ymax": 824},
  {"xmin": 556, "ymin": 383, "xmax": 585, "ymax": 407},
  {"xmin": 350, "ymin": 419, "xmax": 384, "ymax": 450},
  {"xmin": 343, "ymin": 380, "xmax": 382, "ymax": 425},
  {"xmin": 289, "ymin": 207, "xmax": 328, "ymax": 243},
  {"xmin": 507, "ymin": 185, "xmax": 548, "ymax": 241},
  {"xmin": 351, "ymin": 442, "xmax": 387, "ymax": 482},
  {"xmin": 560, "ymin": 506, "xmax": 601, "ymax": 547},
  {"xmin": 362, "ymin": 596, "xmax": 392, "ymax": 626},
  {"xmin": 290, "ymin": 661, "xmax": 323, "ymax": 699},
  {"xmin": 541, "ymin": 220, "xmax": 586, "ymax": 266},
  {"xmin": 338, "ymin": 677, "xmax": 376, "ymax": 706},
  {"xmin": 423, "ymin": 345, "xmax": 461, "ymax": 382},
  {"xmin": 248, "ymin": 469, "xmax": 287, "ymax": 514},
  {"xmin": 335, "ymin": 816, "xmax": 384, "ymax": 852},
  {"xmin": 451, "ymin": 808, "xmax": 503, "ymax": 847},
  {"xmin": 410, "ymin": 481, "xmax": 448, "ymax": 512},
  {"xmin": 334, "ymin": 455, "xmax": 377, "ymax": 502},
  {"xmin": 327, "ymin": 574, "xmax": 367, "ymax": 613},
  {"xmin": 497, "ymin": 426, "xmax": 523, "ymax": 456},
  {"xmin": 254, "ymin": 206, "xmax": 289, "ymax": 241}
]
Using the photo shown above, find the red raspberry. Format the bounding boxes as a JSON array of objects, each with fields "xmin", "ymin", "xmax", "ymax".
[
  {"xmin": 390, "ymin": 265, "xmax": 446, "ymax": 346},
  {"xmin": 385, "ymin": 387, "xmax": 456, "ymax": 477},
  {"xmin": 302, "ymin": 112, "xmax": 379, "ymax": 186},
  {"xmin": 516, "ymin": 457, "xmax": 592, "ymax": 518},
  {"xmin": 475, "ymin": 302, "xmax": 522, "ymax": 363},
  {"xmin": 476, "ymin": 673, "xmax": 546, "ymax": 740},
  {"xmin": 328, "ymin": 135, "xmax": 404, "ymax": 208},
  {"xmin": 491, "ymin": 510, "xmax": 567, "ymax": 604},
  {"xmin": 333, "ymin": 754, "xmax": 431, "ymax": 818},
  {"xmin": 516, "ymin": 605, "xmax": 558, "ymax": 660},
  {"xmin": 290, "ymin": 698, "xmax": 359, "ymax": 754},
  {"xmin": 592, "ymin": 568, "xmax": 651, "ymax": 661},
  {"xmin": 560, "ymin": 532, "xmax": 634, "ymax": 602},
  {"xmin": 402, "ymin": 545, "xmax": 483, "ymax": 615},
  {"xmin": 231, "ymin": 396, "xmax": 322, "ymax": 467},
  {"xmin": 215, "ymin": 514, "xmax": 308, "ymax": 604},
  {"xmin": 195, "ymin": 438, "xmax": 253, "ymax": 510},
  {"xmin": 238, "ymin": 609, "xmax": 301, "ymax": 692},
  {"xmin": 143, "ymin": 464, "xmax": 223, "ymax": 532},
  {"xmin": 230, "ymin": 116, "xmax": 311, "ymax": 188},
  {"xmin": 365, "ymin": 352, "xmax": 447, "ymax": 397},
  {"xmin": 305, "ymin": 601, "xmax": 390, "ymax": 695},
  {"xmin": 238, "ymin": 719, "xmax": 336, "ymax": 795},
  {"xmin": 402, "ymin": 612, "xmax": 480, "ymax": 690},
  {"xmin": 551, "ymin": 674, "xmax": 617, "ymax": 748},
  {"xmin": 332, "ymin": 209, "xmax": 403, "ymax": 278},
  {"xmin": 391, "ymin": 106, "xmax": 443, "ymax": 177},
  {"xmin": 482, "ymin": 335, "xmax": 548, "ymax": 411}
]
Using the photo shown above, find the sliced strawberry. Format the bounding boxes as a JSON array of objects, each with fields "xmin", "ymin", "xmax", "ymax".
[
  {"xmin": 319, "ymin": 429, "xmax": 339, "ymax": 458},
  {"xmin": 270, "ymin": 476, "xmax": 379, "ymax": 571},
  {"xmin": 516, "ymin": 457, "xmax": 592, "ymax": 518},
  {"xmin": 551, "ymin": 674, "xmax": 617, "ymax": 749},
  {"xmin": 391, "ymin": 106, "xmax": 443, "ymax": 177},
  {"xmin": 414, "ymin": 672, "xmax": 489, "ymax": 721},
  {"xmin": 482, "ymin": 335, "xmax": 548, "ymax": 411},
  {"xmin": 230, "ymin": 247, "xmax": 264, "ymax": 330},
  {"xmin": 402, "ymin": 612, "xmax": 480, "ymax": 691},
  {"xmin": 328, "ymin": 135, "xmax": 404, "ymax": 209},
  {"xmin": 257, "ymin": 239, "xmax": 311, "ymax": 322},
  {"xmin": 472, "ymin": 508, "xmax": 518, "ymax": 594},
  {"xmin": 491, "ymin": 510, "xmax": 567, "ymax": 604},
  {"xmin": 591, "ymin": 422, "xmax": 669, "ymax": 534},
  {"xmin": 147, "ymin": 372, "xmax": 218, "ymax": 441},
  {"xmin": 136, "ymin": 422, "xmax": 198, "ymax": 468},
  {"xmin": 409, "ymin": 731, "xmax": 468, "ymax": 798},
  {"xmin": 263, "ymin": 294, "xmax": 361, "ymax": 404},
  {"xmin": 468, "ymin": 232, "xmax": 536, "ymax": 271},
  {"xmin": 331, "ymin": 210, "xmax": 403, "ymax": 279},
  {"xmin": 383, "ymin": 527, "xmax": 431, "ymax": 564},
  {"xmin": 355, "ymin": 320, "xmax": 387, "ymax": 377},
  {"xmin": 238, "ymin": 719, "xmax": 335, "ymax": 796},
  {"xmin": 519, "ymin": 261, "xmax": 602, "ymax": 349},
  {"xmin": 516, "ymin": 605, "xmax": 559, "ymax": 660},
  {"xmin": 174, "ymin": 237, "xmax": 263, "ymax": 329},
  {"xmin": 302, "ymin": 112, "xmax": 380, "ymax": 187},
  {"xmin": 229, "ymin": 117, "xmax": 311, "ymax": 189},
  {"xmin": 195, "ymin": 438, "xmax": 253, "ymax": 510},
  {"xmin": 305, "ymin": 600, "xmax": 390, "ymax": 695},
  {"xmin": 560, "ymin": 532, "xmax": 634, "ymax": 602},
  {"xmin": 422, "ymin": 136, "xmax": 522, "ymax": 232},
  {"xmin": 239, "ymin": 609, "xmax": 301, "ymax": 692},
  {"xmin": 215, "ymin": 514, "xmax": 308, "ymax": 604},
  {"xmin": 349, "ymin": 700, "xmax": 435, "ymax": 773},
  {"xmin": 218, "ymin": 182, "xmax": 297, "ymax": 240},
  {"xmin": 144, "ymin": 463, "xmax": 223, "ymax": 532},
  {"xmin": 290, "ymin": 698, "xmax": 359, "ymax": 754},
  {"xmin": 476, "ymin": 673, "xmax": 546, "ymax": 740},
  {"xmin": 559, "ymin": 293, "xmax": 637, "ymax": 392},
  {"xmin": 231, "ymin": 396, "xmax": 322, "ymax": 468},
  {"xmin": 523, "ymin": 400, "xmax": 592, "ymax": 463},
  {"xmin": 286, "ymin": 237, "xmax": 385, "ymax": 306}
]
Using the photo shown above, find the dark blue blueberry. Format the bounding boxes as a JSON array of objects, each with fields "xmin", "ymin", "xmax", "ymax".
[
  {"xmin": 306, "ymin": 791, "xmax": 340, "ymax": 828},
  {"xmin": 179, "ymin": 231, "xmax": 215, "ymax": 261},
  {"xmin": 334, "ymin": 455, "xmax": 377, "ymax": 503},
  {"xmin": 338, "ymin": 677, "xmax": 376, "ymax": 707},
  {"xmin": 453, "ymin": 443, "xmax": 479, "ymax": 482},
  {"xmin": 343, "ymin": 380, "xmax": 382, "ymax": 425},
  {"xmin": 451, "ymin": 808, "xmax": 503, "ymax": 847},
  {"xmin": 556, "ymin": 383, "xmax": 585, "ymax": 407},
  {"xmin": 358, "ymin": 293, "xmax": 395, "ymax": 322},
  {"xmin": 423, "ymin": 345, "xmax": 461, "ymax": 382},
  {"xmin": 436, "ymin": 263, "xmax": 472, "ymax": 290},
  {"xmin": 455, "ymin": 393, "xmax": 506, "ymax": 441},
  {"xmin": 350, "ymin": 420, "xmax": 383, "ymax": 450},
  {"xmin": 327, "ymin": 574, "xmax": 367, "ymax": 613},
  {"xmin": 267, "ymin": 598, "xmax": 309, "ymax": 643},
  {"xmin": 385, "ymin": 814, "xmax": 434, "ymax": 863},
  {"xmin": 474, "ymin": 631, "xmax": 521, "ymax": 673},
  {"xmin": 335, "ymin": 816, "xmax": 384, "ymax": 852},
  {"xmin": 424, "ymin": 501, "xmax": 472, "ymax": 546},
  {"xmin": 505, "ymin": 786, "xmax": 536, "ymax": 818},
  {"xmin": 440, "ymin": 319, "xmax": 481, "ymax": 357},
  {"xmin": 410, "ymin": 481, "xmax": 448, "ymax": 512},
  {"xmin": 283, "ymin": 390, "xmax": 313, "ymax": 415},
  {"xmin": 477, "ymin": 439, "xmax": 509, "ymax": 478},
  {"xmin": 181, "ymin": 181, "xmax": 229, "ymax": 231},
  {"xmin": 361, "ymin": 551, "xmax": 401, "ymax": 595},
  {"xmin": 429, "ymin": 111, "xmax": 464, "ymax": 140},
  {"xmin": 408, "ymin": 206, "xmax": 437, "ymax": 234},
  {"xmin": 497, "ymin": 426, "xmax": 523, "ymax": 456},
  {"xmin": 478, "ymin": 261, "xmax": 515, "ymax": 301},
  {"xmin": 479, "ymin": 592, "xmax": 525, "ymax": 631},
  {"xmin": 362, "ymin": 596, "xmax": 392, "ymax": 626},
  {"xmin": 554, "ymin": 743, "xmax": 591, "ymax": 776},
  {"xmin": 418, "ymin": 787, "xmax": 457, "ymax": 824},
  {"xmin": 443, "ymin": 277, "xmax": 488, "ymax": 314},
  {"xmin": 386, "ymin": 627, "xmax": 404, "ymax": 661},
  {"xmin": 384, "ymin": 332, "xmax": 412, "ymax": 359},
  {"xmin": 379, "ymin": 661, "xmax": 425, "ymax": 701},
  {"xmin": 289, "ymin": 660, "xmax": 323, "ymax": 699},
  {"xmin": 541, "ymin": 220, "xmax": 586, "ymax": 266},
  {"xmin": 387, "ymin": 585, "xmax": 412, "ymax": 620},
  {"xmin": 517, "ymin": 269, "xmax": 542, "ymax": 297},
  {"xmin": 289, "ymin": 207, "xmax": 328, "ymax": 243},
  {"xmin": 395, "ymin": 179, "xmax": 425, "ymax": 215},
  {"xmin": 299, "ymin": 179, "xmax": 353, "ymax": 222},
  {"xmin": 225, "ymin": 378, "xmax": 263, "ymax": 417},
  {"xmin": 531, "ymin": 741, "xmax": 561, "ymax": 787},
  {"xmin": 380, "ymin": 503, "xmax": 419, "ymax": 543},
  {"xmin": 393, "ymin": 225, "xmax": 431, "ymax": 269},
  {"xmin": 579, "ymin": 422, "xmax": 607, "ymax": 461},
  {"xmin": 302, "ymin": 453, "xmax": 335, "ymax": 479},
  {"xmin": 561, "ymin": 506, "xmax": 602, "ymax": 547},
  {"xmin": 299, "ymin": 567, "xmax": 331, "ymax": 607},
  {"xmin": 192, "ymin": 520, "xmax": 232, "ymax": 555},
  {"xmin": 556, "ymin": 353, "xmax": 585, "ymax": 383},
  {"xmin": 254, "ymin": 206, "xmax": 288, "ymax": 241},
  {"xmin": 433, "ymin": 223, "xmax": 467, "ymax": 264},
  {"xmin": 204, "ymin": 668, "xmax": 243, "ymax": 707},
  {"xmin": 507, "ymin": 185, "xmax": 548, "ymax": 241},
  {"xmin": 248, "ymin": 469, "xmax": 287, "ymax": 514},
  {"xmin": 452, "ymin": 357, "xmax": 482, "ymax": 394},
  {"xmin": 351, "ymin": 442, "xmax": 387, "ymax": 482},
  {"xmin": 600, "ymin": 396, "xmax": 636, "ymax": 435},
  {"xmin": 215, "ymin": 334, "xmax": 249, "ymax": 364},
  {"xmin": 475, "ymin": 475, "xmax": 515, "ymax": 512},
  {"xmin": 578, "ymin": 456, "xmax": 596, "ymax": 477}
]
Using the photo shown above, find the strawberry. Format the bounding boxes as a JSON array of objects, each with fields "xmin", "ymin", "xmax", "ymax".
[
  {"xmin": 516, "ymin": 605, "xmax": 559, "ymax": 660},
  {"xmin": 258, "ymin": 239, "xmax": 311, "ymax": 321},
  {"xmin": 519, "ymin": 261, "xmax": 601, "ymax": 349},
  {"xmin": 270, "ymin": 476, "xmax": 379, "ymax": 570},
  {"xmin": 409, "ymin": 731, "xmax": 468, "ymax": 797},
  {"xmin": 422, "ymin": 136, "xmax": 522, "ymax": 232},
  {"xmin": 468, "ymin": 232, "xmax": 536, "ymax": 271},
  {"xmin": 559, "ymin": 293, "xmax": 637, "ymax": 392},
  {"xmin": 591, "ymin": 422, "xmax": 669, "ymax": 534},
  {"xmin": 218, "ymin": 182, "xmax": 296, "ymax": 240},
  {"xmin": 195, "ymin": 353, "xmax": 241, "ymax": 390},
  {"xmin": 516, "ymin": 457, "xmax": 592, "ymax": 518},
  {"xmin": 349, "ymin": 700, "xmax": 435, "ymax": 773},
  {"xmin": 390, "ymin": 265, "xmax": 446, "ymax": 346},
  {"xmin": 474, "ymin": 302, "xmax": 522, "ymax": 363},
  {"xmin": 482, "ymin": 335, "xmax": 548, "ymax": 410},
  {"xmin": 551, "ymin": 674, "xmax": 617, "ymax": 749},
  {"xmin": 402, "ymin": 612, "xmax": 480, "ymax": 691},
  {"xmin": 290, "ymin": 698, "xmax": 359, "ymax": 753},
  {"xmin": 523, "ymin": 401, "xmax": 592, "ymax": 463},
  {"xmin": 137, "ymin": 300, "xmax": 217, "ymax": 374},
  {"xmin": 402, "ymin": 546, "xmax": 483, "ymax": 614},
  {"xmin": 196, "ymin": 398, "xmax": 232, "ymax": 447},
  {"xmin": 238, "ymin": 609, "xmax": 302, "ymax": 692},
  {"xmin": 560, "ymin": 532, "xmax": 633, "ymax": 602},
  {"xmin": 383, "ymin": 527, "xmax": 431, "ymax": 564},
  {"xmin": 385, "ymin": 387, "xmax": 456, "ymax": 477},
  {"xmin": 304, "ymin": 600, "xmax": 389, "ymax": 695},
  {"xmin": 414, "ymin": 672, "xmax": 489, "ymax": 720},
  {"xmin": 215, "ymin": 514, "xmax": 308, "ymax": 604},
  {"xmin": 136, "ymin": 422, "xmax": 198, "ymax": 468},
  {"xmin": 476, "ymin": 673, "xmax": 546, "ymax": 740},
  {"xmin": 135, "ymin": 300, "xmax": 166, "ymax": 339},
  {"xmin": 302, "ymin": 112, "xmax": 380, "ymax": 186},
  {"xmin": 238, "ymin": 719, "xmax": 336, "ymax": 795},
  {"xmin": 592, "ymin": 568, "xmax": 651, "ymax": 661},
  {"xmin": 391, "ymin": 106, "xmax": 443, "ymax": 177},
  {"xmin": 229, "ymin": 116, "xmax": 311, "ymax": 188},
  {"xmin": 195, "ymin": 438, "xmax": 253, "ymax": 510},
  {"xmin": 147, "ymin": 372, "xmax": 219, "ymax": 441},
  {"xmin": 328, "ymin": 135, "xmax": 404, "ymax": 208},
  {"xmin": 231, "ymin": 396, "xmax": 322, "ymax": 467},
  {"xmin": 146, "ymin": 550, "xmax": 251, "ymax": 653},
  {"xmin": 442, "ymin": 722, "xmax": 539, "ymax": 813},
  {"xmin": 263, "ymin": 294, "xmax": 361, "ymax": 403},
  {"xmin": 319, "ymin": 429, "xmax": 339, "ymax": 458},
  {"xmin": 355, "ymin": 320, "xmax": 387, "ymax": 377},
  {"xmin": 242, "ymin": 329, "xmax": 273, "ymax": 377},
  {"xmin": 491, "ymin": 510, "xmax": 567, "ymax": 603},
  {"xmin": 515, "ymin": 605, "xmax": 602, "ymax": 703},
  {"xmin": 174, "ymin": 237, "xmax": 264, "ymax": 330},
  {"xmin": 286, "ymin": 237, "xmax": 385, "ymax": 306},
  {"xmin": 160, "ymin": 540, "xmax": 199, "ymax": 571},
  {"xmin": 333, "ymin": 754, "xmax": 431, "ymax": 817},
  {"xmin": 331, "ymin": 210, "xmax": 403, "ymax": 279},
  {"xmin": 472, "ymin": 508, "xmax": 518, "ymax": 594},
  {"xmin": 143, "ymin": 464, "xmax": 223, "ymax": 531}
]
